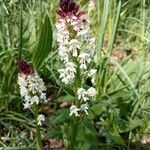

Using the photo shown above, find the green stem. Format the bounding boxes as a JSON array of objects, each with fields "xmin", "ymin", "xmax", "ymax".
[
  {"xmin": 69, "ymin": 117, "xmax": 80, "ymax": 150},
  {"xmin": 33, "ymin": 105, "xmax": 44, "ymax": 150},
  {"xmin": 36, "ymin": 123, "xmax": 44, "ymax": 150},
  {"xmin": 68, "ymin": 59, "xmax": 81, "ymax": 150},
  {"xmin": 19, "ymin": 0, "xmax": 23, "ymax": 59}
]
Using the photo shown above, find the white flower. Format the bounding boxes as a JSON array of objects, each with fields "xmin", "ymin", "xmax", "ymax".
[
  {"xmin": 18, "ymin": 74, "xmax": 27, "ymax": 87},
  {"xmin": 58, "ymin": 68, "xmax": 69, "ymax": 84},
  {"xmin": 88, "ymin": 69, "xmax": 97, "ymax": 84},
  {"xmin": 69, "ymin": 105, "xmax": 80, "ymax": 117},
  {"xmin": 56, "ymin": 19, "xmax": 66, "ymax": 31},
  {"xmin": 84, "ymin": 36, "xmax": 96, "ymax": 56},
  {"xmin": 65, "ymin": 62, "xmax": 76, "ymax": 75},
  {"xmin": 80, "ymin": 103, "xmax": 89, "ymax": 115},
  {"xmin": 78, "ymin": 53, "xmax": 91, "ymax": 70},
  {"xmin": 67, "ymin": 16, "xmax": 78, "ymax": 26},
  {"xmin": 28, "ymin": 82, "xmax": 38, "ymax": 94},
  {"xmin": 77, "ymin": 88, "xmax": 89, "ymax": 102},
  {"xmin": 37, "ymin": 114, "xmax": 45, "ymax": 126},
  {"xmin": 40, "ymin": 92, "xmax": 47, "ymax": 103},
  {"xmin": 58, "ymin": 45, "xmax": 69, "ymax": 62},
  {"xmin": 18, "ymin": 72, "xmax": 47, "ymax": 109},
  {"xmin": 23, "ymin": 102, "xmax": 30, "ymax": 109},
  {"xmin": 88, "ymin": 37, "xmax": 95, "ymax": 44},
  {"xmin": 88, "ymin": 69, "xmax": 97, "ymax": 77},
  {"xmin": 30, "ymin": 95, "xmax": 39, "ymax": 105},
  {"xmin": 20, "ymin": 86, "xmax": 28, "ymax": 97},
  {"xmin": 23, "ymin": 95, "xmax": 32, "ymax": 109},
  {"xmin": 56, "ymin": 19, "xmax": 70, "ymax": 46},
  {"xmin": 58, "ymin": 62, "xmax": 76, "ymax": 84},
  {"xmin": 88, "ymin": 1, "xmax": 95, "ymax": 9},
  {"xmin": 87, "ymin": 87, "xmax": 97, "ymax": 97},
  {"xmin": 57, "ymin": 31, "xmax": 69, "ymax": 45},
  {"xmin": 73, "ymin": 17, "xmax": 90, "ymax": 37},
  {"xmin": 69, "ymin": 39, "xmax": 80, "ymax": 57}
]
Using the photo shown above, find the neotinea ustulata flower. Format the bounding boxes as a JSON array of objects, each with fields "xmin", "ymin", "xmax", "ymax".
[
  {"xmin": 56, "ymin": 0, "xmax": 97, "ymax": 117},
  {"xmin": 18, "ymin": 60, "xmax": 46, "ymax": 125}
]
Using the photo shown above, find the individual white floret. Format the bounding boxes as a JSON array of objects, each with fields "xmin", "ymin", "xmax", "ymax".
[
  {"xmin": 58, "ymin": 45, "xmax": 69, "ymax": 62},
  {"xmin": 58, "ymin": 62, "xmax": 76, "ymax": 84},
  {"xmin": 69, "ymin": 105, "xmax": 80, "ymax": 117},
  {"xmin": 37, "ymin": 114, "xmax": 45, "ymax": 126},
  {"xmin": 56, "ymin": 19, "xmax": 66, "ymax": 31},
  {"xmin": 69, "ymin": 39, "xmax": 80, "ymax": 57},
  {"xmin": 72, "ymin": 16, "xmax": 90, "ymax": 37},
  {"xmin": 20, "ymin": 86, "xmax": 28, "ymax": 97},
  {"xmin": 78, "ymin": 53, "xmax": 91, "ymax": 70},
  {"xmin": 30, "ymin": 95, "xmax": 39, "ymax": 105},
  {"xmin": 57, "ymin": 32, "xmax": 69, "ymax": 45},
  {"xmin": 65, "ymin": 62, "xmax": 76, "ymax": 75},
  {"xmin": 80, "ymin": 103, "xmax": 89, "ymax": 115},
  {"xmin": 18, "ymin": 74, "xmax": 27, "ymax": 87},
  {"xmin": 88, "ymin": 0, "xmax": 95, "ymax": 10},
  {"xmin": 40, "ymin": 92, "xmax": 47, "ymax": 103},
  {"xmin": 88, "ymin": 69, "xmax": 97, "ymax": 84},
  {"xmin": 87, "ymin": 87, "xmax": 97, "ymax": 97},
  {"xmin": 23, "ymin": 101, "xmax": 31, "ymax": 109},
  {"xmin": 67, "ymin": 15, "xmax": 78, "ymax": 26},
  {"xmin": 77, "ymin": 88, "xmax": 89, "ymax": 102}
]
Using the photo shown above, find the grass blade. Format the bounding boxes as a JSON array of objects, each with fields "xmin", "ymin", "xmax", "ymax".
[{"xmin": 32, "ymin": 14, "xmax": 52, "ymax": 69}]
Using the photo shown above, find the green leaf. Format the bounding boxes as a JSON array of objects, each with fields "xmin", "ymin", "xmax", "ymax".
[
  {"xmin": 56, "ymin": 95, "xmax": 74, "ymax": 102},
  {"xmin": 90, "ymin": 103, "xmax": 105, "ymax": 116},
  {"xmin": 128, "ymin": 118, "xmax": 142, "ymax": 130},
  {"xmin": 81, "ymin": 120, "xmax": 97, "ymax": 135},
  {"xmin": 84, "ymin": 133, "xmax": 98, "ymax": 146},
  {"xmin": 49, "ymin": 109, "xmax": 69, "ymax": 125},
  {"xmin": 32, "ymin": 14, "xmax": 52, "ymax": 68},
  {"xmin": 110, "ymin": 132, "xmax": 125, "ymax": 146}
]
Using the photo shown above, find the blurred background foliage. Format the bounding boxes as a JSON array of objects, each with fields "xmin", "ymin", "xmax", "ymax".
[{"xmin": 0, "ymin": 0, "xmax": 150, "ymax": 149}]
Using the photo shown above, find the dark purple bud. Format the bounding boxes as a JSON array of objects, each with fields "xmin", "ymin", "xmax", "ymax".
[
  {"xmin": 18, "ymin": 60, "xmax": 34, "ymax": 75},
  {"xmin": 58, "ymin": 0, "xmax": 80, "ymax": 17}
]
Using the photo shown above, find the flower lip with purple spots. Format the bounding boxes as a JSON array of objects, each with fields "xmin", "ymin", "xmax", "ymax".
[
  {"xmin": 18, "ymin": 60, "xmax": 34, "ymax": 75},
  {"xmin": 57, "ymin": 0, "xmax": 84, "ymax": 18}
]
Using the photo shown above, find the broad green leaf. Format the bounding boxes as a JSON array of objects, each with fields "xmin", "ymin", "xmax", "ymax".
[
  {"xmin": 90, "ymin": 103, "xmax": 105, "ymax": 116},
  {"xmin": 128, "ymin": 118, "xmax": 142, "ymax": 130},
  {"xmin": 81, "ymin": 120, "xmax": 97, "ymax": 135},
  {"xmin": 32, "ymin": 15, "xmax": 52, "ymax": 68},
  {"xmin": 56, "ymin": 95, "xmax": 74, "ymax": 102},
  {"xmin": 110, "ymin": 132, "xmax": 125, "ymax": 146}
]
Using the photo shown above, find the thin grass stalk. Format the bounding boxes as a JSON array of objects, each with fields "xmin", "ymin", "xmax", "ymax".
[
  {"xmin": 33, "ymin": 104, "xmax": 44, "ymax": 150},
  {"xmin": 96, "ymin": 0, "xmax": 109, "ymax": 66},
  {"xmin": 69, "ymin": 117, "xmax": 80, "ymax": 150},
  {"xmin": 118, "ymin": 28, "xmax": 150, "ymax": 43},
  {"xmin": 96, "ymin": 0, "xmax": 109, "ymax": 97},
  {"xmin": 127, "ymin": 131, "xmax": 132, "ymax": 150},
  {"xmin": 142, "ymin": 0, "xmax": 146, "ymax": 59},
  {"xmin": 126, "ymin": 17, "xmax": 150, "ymax": 34},
  {"xmin": 69, "ymin": 63, "xmax": 82, "ymax": 150},
  {"xmin": 131, "ymin": 0, "xmax": 146, "ymax": 119},
  {"xmin": 5, "ymin": 19, "xmax": 11, "ymax": 50},
  {"xmin": 97, "ymin": 0, "xmax": 101, "ymax": 25},
  {"xmin": 108, "ymin": 0, "xmax": 122, "ymax": 56},
  {"xmin": 108, "ymin": 0, "xmax": 115, "ymax": 46},
  {"xmin": 101, "ymin": 0, "xmax": 122, "ymax": 95},
  {"xmin": 110, "ymin": 57, "xmax": 138, "ymax": 97},
  {"xmin": 19, "ymin": 0, "xmax": 23, "ymax": 59}
]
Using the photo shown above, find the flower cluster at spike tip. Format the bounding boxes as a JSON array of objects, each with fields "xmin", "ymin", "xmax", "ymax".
[
  {"xmin": 56, "ymin": 0, "xmax": 97, "ymax": 117},
  {"xmin": 18, "ymin": 60, "xmax": 46, "ymax": 126},
  {"xmin": 57, "ymin": 0, "xmax": 83, "ymax": 18}
]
